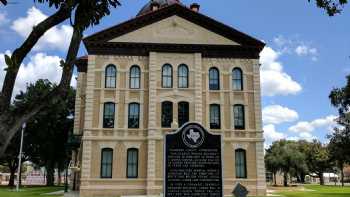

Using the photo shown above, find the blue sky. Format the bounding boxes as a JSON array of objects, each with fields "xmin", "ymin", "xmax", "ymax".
[{"xmin": 0, "ymin": 0, "xmax": 349, "ymax": 146}]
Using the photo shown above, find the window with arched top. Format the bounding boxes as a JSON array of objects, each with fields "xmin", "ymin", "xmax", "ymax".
[
  {"xmin": 233, "ymin": 104, "xmax": 245, "ymax": 130},
  {"xmin": 130, "ymin": 65, "xmax": 141, "ymax": 89},
  {"xmin": 103, "ymin": 102, "xmax": 115, "ymax": 128},
  {"xmin": 101, "ymin": 148, "xmax": 113, "ymax": 178},
  {"xmin": 128, "ymin": 103, "xmax": 140, "ymax": 128},
  {"xmin": 127, "ymin": 148, "xmax": 138, "ymax": 178},
  {"xmin": 178, "ymin": 102, "xmax": 189, "ymax": 127},
  {"xmin": 210, "ymin": 104, "xmax": 221, "ymax": 129},
  {"xmin": 105, "ymin": 65, "xmax": 117, "ymax": 88},
  {"xmin": 162, "ymin": 64, "xmax": 173, "ymax": 88},
  {"xmin": 235, "ymin": 149, "xmax": 247, "ymax": 179},
  {"xmin": 161, "ymin": 101, "xmax": 173, "ymax": 128},
  {"xmin": 232, "ymin": 68, "xmax": 243, "ymax": 91},
  {"xmin": 209, "ymin": 67, "xmax": 220, "ymax": 90},
  {"xmin": 178, "ymin": 64, "xmax": 189, "ymax": 88}
]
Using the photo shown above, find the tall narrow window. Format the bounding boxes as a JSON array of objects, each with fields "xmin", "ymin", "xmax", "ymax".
[
  {"xmin": 127, "ymin": 148, "xmax": 138, "ymax": 178},
  {"xmin": 178, "ymin": 64, "xmax": 189, "ymax": 88},
  {"xmin": 232, "ymin": 68, "xmax": 243, "ymax": 91},
  {"xmin": 128, "ymin": 103, "xmax": 140, "ymax": 128},
  {"xmin": 235, "ymin": 149, "xmax": 247, "ymax": 178},
  {"xmin": 162, "ymin": 64, "xmax": 173, "ymax": 88},
  {"xmin": 209, "ymin": 67, "xmax": 220, "ymax": 90},
  {"xmin": 178, "ymin": 102, "xmax": 189, "ymax": 127},
  {"xmin": 234, "ymin": 104, "xmax": 245, "ymax": 130},
  {"xmin": 105, "ymin": 65, "xmax": 116, "ymax": 88},
  {"xmin": 210, "ymin": 104, "xmax": 221, "ymax": 129},
  {"xmin": 130, "ymin": 65, "xmax": 141, "ymax": 89},
  {"xmin": 101, "ymin": 148, "xmax": 113, "ymax": 178},
  {"xmin": 162, "ymin": 101, "xmax": 173, "ymax": 128},
  {"xmin": 103, "ymin": 102, "xmax": 115, "ymax": 128}
]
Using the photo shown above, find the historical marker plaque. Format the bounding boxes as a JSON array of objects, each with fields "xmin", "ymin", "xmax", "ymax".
[{"xmin": 164, "ymin": 122, "xmax": 223, "ymax": 197}]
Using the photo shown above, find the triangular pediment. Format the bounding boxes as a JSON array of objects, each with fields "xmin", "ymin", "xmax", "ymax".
[{"xmin": 108, "ymin": 15, "xmax": 239, "ymax": 45}]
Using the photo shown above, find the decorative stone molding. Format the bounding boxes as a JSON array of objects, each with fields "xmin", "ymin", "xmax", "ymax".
[
  {"xmin": 99, "ymin": 142, "xmax": 117, "ymax": 149},
  {"xmin": 233, "ymin": 142, "xmax": 249, "ymax": 150},
  {"xmin": 123, "ymin": 141, "xmax": 142, "ymax": 149}
]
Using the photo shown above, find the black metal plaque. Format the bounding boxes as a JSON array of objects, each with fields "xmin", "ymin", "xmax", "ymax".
[{"xmin": 164, "ymin": 122, "xmax": 223, "ymax": 197}]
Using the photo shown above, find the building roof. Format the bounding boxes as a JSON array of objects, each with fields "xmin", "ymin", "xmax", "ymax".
[
  {"xmin": 137, "ymin": 0, "xmax": 181, "ymax": 16},
  {"xmin": 83, "ymin": 3, "xmax": 265, "ymax": 59}
]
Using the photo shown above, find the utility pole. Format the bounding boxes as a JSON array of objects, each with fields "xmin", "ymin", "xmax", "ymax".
[{"xmin": 16, "ymin": 123, "xmax": 26, "ymax": 192}]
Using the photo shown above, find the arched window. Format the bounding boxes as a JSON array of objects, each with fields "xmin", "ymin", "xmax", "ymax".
[
  {"xmin": 178, "ymin": 102, "xmax": 189, "ymax": 127},
  {"xmin": 178, "ymin": 64, "xmax": 189, "ymax": 88},
  {"xmin": 103, "ymin": 102, "xmax": 115, "ymax": 128},
  {"xmin": 127, "ymin": 148, "xmax": 138, "ymax": 178},
  {"xmin": 101, "ymin": 148, "xmax": 113, "ymax": 178},
  {"xmin": 209, "ymin": 67, "xmax": 220, "ymax": 90},
  {"xmin": 128, "ymin": 103, "xmax": 140, "ymax": 128},
  {"xmin": 235, "ymin": 149, "xmax": 247, "ymax": 178},
  {"xmin": 161, "ymin": 101, "xmax": 173, "ymax": 128},
  {"xmin": 105, "ymin": 65, "xmax": 117, "ymax": 88},
  {"xmin": 162, "ymin": 64, "xmax": 173, "ymax": 88},
  {"xmin": 130, "ymin": 65, "xmax": 141, "ymax": 89},
  {"xmin": 210, "ymin": 104, "xmax": 221, "ymax": 129},
  {"xmin": 234, "ymin": 104, "xmax": 245, "ymax": 130},
  {"xmin": 232, "ymin": 68, "xmax": 243, "ymax": 91}
]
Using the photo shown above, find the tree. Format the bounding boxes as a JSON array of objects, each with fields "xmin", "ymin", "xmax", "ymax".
[
  {"xmin": 329, "ymin": 74, "xmax": 350, "ymax": 186},
  {"xmin": 0, "ymin": 131, "xmax": 28, "ymax": 187},
  {"xmin": 14, "ymin": 79, "xmax": 75, "ymax": 186},
  {"xmin": 0, "ymin": 0, "xmax": 121, "ymax": 157},
  {"xmin": 265, "ymin": 140, "xmax": 307, "ymax": 186},
  {"xmin": 305, "ymin": 140, "xmax": 332, "ymax": 185},
  {"xmin": 310, "ymin": 0, "xmax": 348, "ymax": 16}
]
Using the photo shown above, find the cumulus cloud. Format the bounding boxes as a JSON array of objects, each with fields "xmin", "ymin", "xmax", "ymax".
[
  {"xmin": 295, "ymin": 45, "xmax": 318, "ymax": 61},
  {"xmin": 260, "ymin": 47, "xmax": 302, "ymax": 96},
  {"xmin": 262, "ymin": 105, "xmax": 299, "ymax": 125},
  {"xmin": 264, "ymin": 124, "xmax": 287, "ymax": 142},
  {"xmin": 288, "ymin": 115, "xmax": 337, "ymax": 133},
  {"xmin": 1, "ymin": 52, "xmax": 77, "ymax": 98},
  {"xmin": 11, "ymin": 7, "xmax": 72, "ymax": 52}
]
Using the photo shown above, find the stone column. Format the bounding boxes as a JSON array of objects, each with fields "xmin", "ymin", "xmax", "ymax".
[
  {"xmin": 81, "ymin": 55, "xmax": 96, "ymax": 187},
  {"xmin": 194, "ymin": 53, "xmax": 203, "ymax": 123},
  {"xmin": 253, "ymin": 61, "xmax": 266, "ymax": 195},
  {"xmin": 147, "ymin": 52, "xmax": 158, "ymax": 195}
]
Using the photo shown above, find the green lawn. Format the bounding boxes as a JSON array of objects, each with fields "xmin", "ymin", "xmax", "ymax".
[
  {"xmin": 0, "ymin": 186, "xmax": 63, "ymax": 197},
  {"xmin": 272, "ymin": 185, "xmax": 350, "ymax": 197}
]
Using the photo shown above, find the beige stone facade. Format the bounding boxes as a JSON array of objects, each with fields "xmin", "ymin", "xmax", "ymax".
[{"xmin": 72, "ymin": 2, "xmax": 266, "ymax": 196}]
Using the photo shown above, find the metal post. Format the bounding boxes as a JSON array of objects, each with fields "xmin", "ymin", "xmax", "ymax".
[{"xmin": 16, "ymin": 123, "xmax": 26, "ymax": 192}]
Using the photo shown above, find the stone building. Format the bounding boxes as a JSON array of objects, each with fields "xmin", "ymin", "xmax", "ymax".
[{"xmin": 72, "ymin": 0, "xmax": 266, "ymax": 196}]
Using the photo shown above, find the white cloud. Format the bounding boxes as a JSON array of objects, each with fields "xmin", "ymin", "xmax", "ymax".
[
  {"xmin": 264, "ymin": 124, "xmax": 287, "ymax": 141},
  {"xmin": 295, "ymin": 45, "xmax": 318, "ymax": 61},
  {"xmin": 262, "ymin": 105, "xmax": 299, "ymax": 125},
  {"xmin": 11, "ymin": 7, "xmax": 72, "ymax": 52},
  {"xmin": 260, "ymin": 47, "xmax": 302, "ymax": 96},
  {"xmin": 1, "ymin": 52, "xmax": 77, "ymax": 98},
  {"xmin": 0, "ymin": 11, "xmax": 9, "ymax": 26},
  {"xmin": 288, "ymin": 115, "xmax": 337, "ymax": 133}
]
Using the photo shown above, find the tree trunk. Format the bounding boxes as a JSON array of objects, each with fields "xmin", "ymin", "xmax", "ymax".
[
  {"xmin": 58, "ymin": 168, "xmax": 61, "ymax": 186},
  {"xmin": 46, "ymin": 162, "xmax": 55, "ymax": 186},
  {"xmin": 283, "ymin": 172, "xmax": 288, "ymax": 187},
  {"xmin": 0, "ymin": 24, "xmax": 83, "ymax": 158},
  {"xmin": 340, "ymin": 164, "xmax": 344, "ymax": 187},
  {"xmin": 300, "ymin": 172, "xmax": 305, "ymax": 183},
  {"xmin": 0, "ymin": 4, "xmax": 71, "ymax": 112},
  {"xmin": 273, "ymin": 172, "xmax": 277, "ymax": 186},
  {"xmin": 8, "ymin": 167, "xmax": 16, "ymax": 187},
  {"xmin": 319, "ymin": 173, "xmax": 325, "ymax": 185}
]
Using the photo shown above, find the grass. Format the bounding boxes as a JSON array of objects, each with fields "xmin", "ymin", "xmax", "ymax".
[
  {"xmin": 0, "ymin": 186, "xmax": 63, "ymax": 197},
  {"xmin": 270, "ymin": 185, "xmax": 350, "ymax": 197}
]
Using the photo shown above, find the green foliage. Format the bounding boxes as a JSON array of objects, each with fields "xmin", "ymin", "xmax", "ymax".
[
  {"xmin": 33, "ymin": 0, "xmax": 121, "ymax": 31},
  {"xmin": 309, "ymin": 0, "xmax": 348, "ymax": 16}
]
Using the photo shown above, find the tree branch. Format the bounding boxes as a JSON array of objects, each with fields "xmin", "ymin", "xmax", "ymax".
[{"xmin": 0, "ymin": 3, "xmax": 71, "ymax": 112}]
